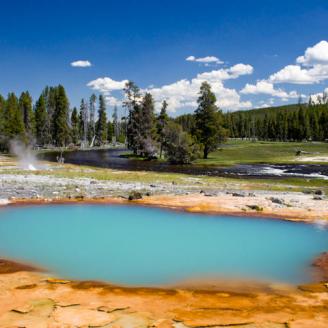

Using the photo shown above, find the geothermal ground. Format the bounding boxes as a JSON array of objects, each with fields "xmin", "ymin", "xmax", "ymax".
[{"xmin": 1, "ymin": 154, "xmax": 328, "ymax": 327}]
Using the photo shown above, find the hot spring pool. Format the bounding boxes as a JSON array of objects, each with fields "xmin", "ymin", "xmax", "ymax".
[{"xmin": 0, "ymin": 204, "xmax": 327, "ymax": 286}]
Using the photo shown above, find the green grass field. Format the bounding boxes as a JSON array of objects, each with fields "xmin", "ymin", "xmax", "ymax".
[{"xmin": 195, "ymin": 140, "xmax": 328, "ymax": 166}]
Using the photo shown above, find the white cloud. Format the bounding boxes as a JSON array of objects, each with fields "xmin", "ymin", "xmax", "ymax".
[
  {"xmin": 147, "ymin": 64, "xmax": 253, "ymax": 112},
  {"xmin": 70, "ymin": 60, "xmax": 92, "ymax": 67},
  {"xmin": 186, "ymin": 55, "xmax": 224, "ymax": 64},
  {"xmin": 87, "ymin": 77, "xmax": 128, "ymax": 94},
  {"xmin": 269, "ymin": 64, "xmax": 328, "ymax": 84},
  {"xmin": 196, "ymin": 64, "xmax": 253, "ymax": 82},
  {"xmin": 309, "ymin": 87, "xmax": 328, "ymax": 104},
  {"xmin": 105, "ymin": 96, "xmax": 121, "ymax": 107},
  {"xmin": 268, "ymin": 41, "xmax": 328, "ymax": 85},
  {"xmin": 241, "ymin": 80, "xmax": 300, "ymax": 99},
  {"xmin": 87, "ymin": 64, "xmax": 253, "ymax": 113},
  {"xmin": 296, "ymin": 41, "xmax": 328, "ymax": 66}
]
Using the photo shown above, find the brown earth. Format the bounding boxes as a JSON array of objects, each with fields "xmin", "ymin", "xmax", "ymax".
[
  {"xmin": 313, "ymin": 252, "xmax": 328, "ymax": 280},
  {"xmin": 0, "ymin": 263, "xmax": 327, "ymax": 328},
  {"xmin": 5, "ymin": 191, "xmax": 328, "ymax": 224}
]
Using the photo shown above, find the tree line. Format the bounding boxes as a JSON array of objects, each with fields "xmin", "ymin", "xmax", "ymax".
[
  {"xmin": 4, "ymin": 81, "xmax": 324, "ymax": 163},
  {"xmin": 0, "ymin": 85, "xmax": 127, "ymax": 152},
  {"xmin": 0, "ymin": 82, "xmax": 227, "ymax": 163},
  {"xmin": 224, "ymin": 97, "xmax": 328, "ymax": 141}
]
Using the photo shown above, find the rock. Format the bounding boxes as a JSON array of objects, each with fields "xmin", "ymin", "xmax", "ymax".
[
  {"xmin": 46, "ymin": 278, "xmax": 71, "ymax": 284},
  {"xmin": 128, "ymin": 191, "xmax": 143, "ymax": 201},
  {"xmin": 204, "ymin": 192, "xmax": 217, "ymax": 197},
  {"xmin": 232, "ymin": 192, "xmax": 245, "ymax": 197},
  {"xmin": 90, "ymin": 180, "xmax": 97, "ymax": 184},
  {"xmin": 150, "ymin": 184, "xmax": 156, "ymax": 188},
  {"xmin": 313, "ymin": 196, "xmax": 323, "ymax": 200},
  {"xmin": 15, "ymin": 284, "xmax": 37, "ymax": 290},
  {"xmin": 269, "ymin": 197, "xmax": 285, "ymax": 205},
  {"xmin": 246, "ymin": 205, "xmax": 263, "ymax": 212},
  {"xmin": 312, "ymin": 252, "xmax": 328, "ymax": 280},
  {"xmin": 97, "ymin": 305, "xmax": 130, "ymax": 313},
  {"xmin": 298, "ymin": 282, "xmax": 328, "ymax": 293},
  {"xmin": 314, "ymin": 190, "xmax": 323, "ymax": 195},
  {"xmin": 248, "ymin": 192, "xmax": 256, "ymax": 197}
]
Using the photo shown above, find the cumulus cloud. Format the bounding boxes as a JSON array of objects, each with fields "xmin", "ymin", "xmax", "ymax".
[
  {"xmin": 296, "ymin": 41, "xmax": 328, "ymax": 66},
  {"xmin": 87, "ymin": 77, "xmax": 128, "ymax": 107},
  {"xmin": 147, "ymin": 64, "xmax": 253, "ymax": 112},
  {"xmin": 105, "ymin": 96, "xmax": 122, "ymax": 107},
  {"xmin": 309, "ymin": 87, "xmax": 328, "ymax": 104},
  {"xmin": 241, "ymin": 80, "xmax": 300, "ymax": 99},
  {"xmin": 86, "ymin": 64, "xmax": 253, "ymax": 112},
  {"xmin": 186, "ymin": 55, "xmax": 224, "ymax": 64},
  {"xmin": 268, "ymin": 41, "xmax": 328, "ymax": 84},
  {"xmin": 87, "ymin": 77, "xmax": 128, "ymax": 94},
  {"xmin": 196, "ymin": 64, "xmax": 253, "ymax": 81},
  {"xmin": 269, "ymin": 64, "xmax": 328, "ymax": 84},
  {"xmin": 70, "ymin": 60, "xmax": 92, "ymax": 67}
]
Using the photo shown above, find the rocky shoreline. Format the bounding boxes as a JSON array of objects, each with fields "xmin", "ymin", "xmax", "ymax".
[
  {"xmin": 2, "ymin": 190, "xmax": 328, "ymax": 224},
  {"xmin": 1, "ymin": 155, "xmax": 328, "ymax": 224}
]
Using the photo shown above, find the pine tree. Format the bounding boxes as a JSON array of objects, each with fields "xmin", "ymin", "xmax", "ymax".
[
  {"xmin": 52, "ymin": 85, "xmax": 70, "ymax": 146},
  {"xmin": 124, "ymin": 81, "xmax": 142, "ymax": 153},
  {"xmin": 319, "ymin": 110, "xmax": 328, "ymax": 141},
  {"xmin": 139, "ymin": 92, "xmax": 157, "ymax": 157},
  {"xmin": 0, "ymin": 94, "xmax": 6, "ymax": 149},
  {"xmin": 95, "ymin": 95, "xmax": 107, "ymax": 145},
  {"xmin": 194, "ymin": 82, "xmax": 225, "ymax": 159},
  {"xmin": 35, "ymin": 94, "xmax": 49, "ymax": 145},
  {"xmin": 298, "ymin": 106, "xmax": 310, "ymax": 140},
  {"xmin": 42, "ymin": 86, "xmax": 57, "ymax": 144},
  {"xmin": 107, "ymin": 121, "xmax": 114, "ymax": 143},
  {"xmin": 157, "ymin": 100, "xmax": 169, "ymax": 158},
  {"xmin": 88, "ymin": 94, "xmax": 96, "ymax": 142},
  {"xmin": 79, "ymin": 99, "xmax": 88, "ymax": 144},
  {"xmin": 71, "ymin": 107, "xmax": 80, "ymax": 145},
  {"xmin": 19, "ymin": 91, "xmax": 35, "ymax": 138},
  {"xmin": 0, "ymin": 94, "xmax": 5, "ymax": 135},
  {"xmin": 112, "ymin": 105, "xmax": 119, "ymax": 142},
  {"xmin": 3, "ymin": 93, "xmax": 25, "ymax": 140}
]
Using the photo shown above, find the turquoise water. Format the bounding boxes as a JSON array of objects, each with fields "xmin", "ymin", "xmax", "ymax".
[{"xmin": 0, "ymin": 204, "xmax": 327, "ymax": 286}]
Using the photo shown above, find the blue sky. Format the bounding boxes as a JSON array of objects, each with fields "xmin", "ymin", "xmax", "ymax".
[{"xmin": 1, "ymin": 0, "xmax": 328, "ymax": 115}]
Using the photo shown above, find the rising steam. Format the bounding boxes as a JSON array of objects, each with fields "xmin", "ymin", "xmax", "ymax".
[{"xmin": 9, "ymin": 140, "xmax": 38, "ymax": 170}]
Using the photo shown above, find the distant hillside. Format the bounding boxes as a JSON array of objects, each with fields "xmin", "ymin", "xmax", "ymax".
[
  {"xmin": 175, "ymin": 102, "xmax": 328, "ymax": 142},
  {"xmin": 225, "ymin": 102, "xmax": 328, "ymax": 141},
  {"xmin": 229, "ymin": 103, "xmax": 301, "ymax": 117}
]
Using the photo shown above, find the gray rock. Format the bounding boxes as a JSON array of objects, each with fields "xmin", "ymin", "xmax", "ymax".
[
  {"xmin": 232, "ymin": 192, "xmax": 245, "ymax": 197},
  {"xmin": 269, "ymin": 197, "xmax": 285, "ymax": 205},
  {"xmin": 128, "ymin": 191, "xmax": 143, "ymax": 201},
  {"xmin": 204, "ymin": 192, "xmax": 217, "ymax": 197}
]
